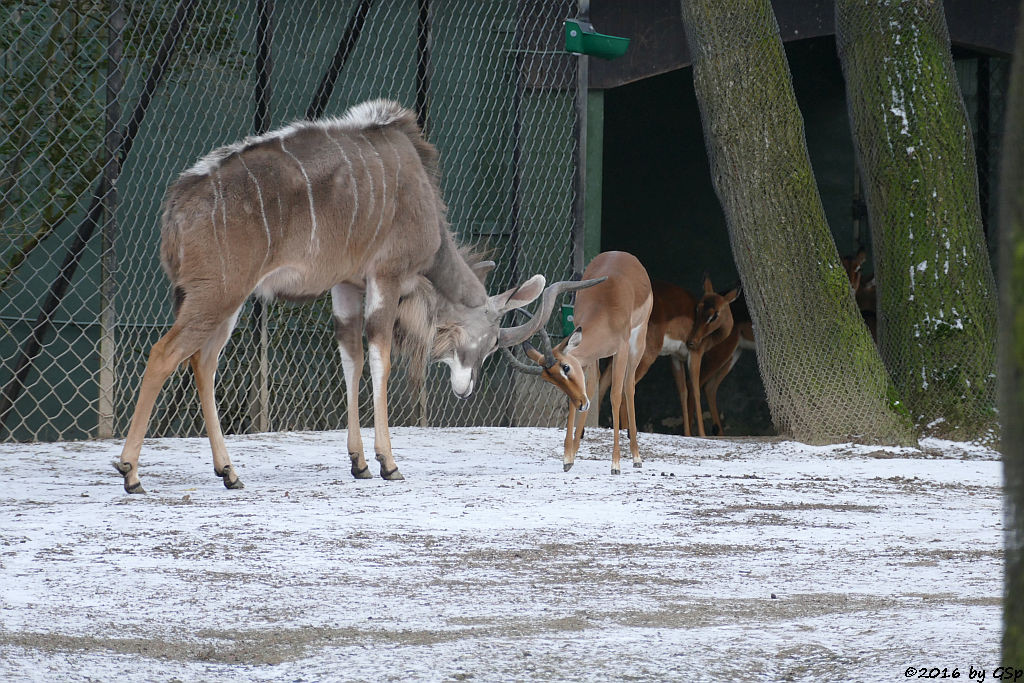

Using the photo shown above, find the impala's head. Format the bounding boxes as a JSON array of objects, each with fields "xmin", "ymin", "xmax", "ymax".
[
  {"xmin": 687, "ymin": 274, "xmax": 740, "ymax": 351},
  {"xmin": 522, "ymin": 327, "xmax": 590, "ymax": 412},
  {"xmin": 842, "ymin": 249, "xmax": 867, "ymax": 293}
]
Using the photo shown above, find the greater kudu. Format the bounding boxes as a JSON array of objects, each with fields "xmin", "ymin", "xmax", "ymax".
[{"xmin": 114, "ymin": 99, "xmax": 598, "ymax": 493}]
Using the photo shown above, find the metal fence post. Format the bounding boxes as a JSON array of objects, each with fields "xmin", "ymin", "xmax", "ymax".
[
  {"xmin": 98, "ymin": 1, "xmax": 125, "ymax": 438},
  {"xmin": 250, "ymin": 0, "xmax": 274, "ymax": 433},
  {"xmin": 572, "ymin": 1, "xmax": 598, "ymax": 427}
]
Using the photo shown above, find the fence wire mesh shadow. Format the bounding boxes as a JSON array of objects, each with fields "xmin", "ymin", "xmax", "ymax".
[{"xmin": 1, "ymin": 0, "xmax": 579, "ymax": 442}]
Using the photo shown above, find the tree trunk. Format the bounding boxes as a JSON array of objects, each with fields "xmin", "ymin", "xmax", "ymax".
[
  {"xmin": 1000, "ymin": 0, "xmax": 1024, "ymax": 664},
  {"xmin": 678, "ymin": 0, "xmax": 915, "ymax": 445},
  {"xmin": 835, "ymin": 0, "xmax": 998, "ymax": 441}
]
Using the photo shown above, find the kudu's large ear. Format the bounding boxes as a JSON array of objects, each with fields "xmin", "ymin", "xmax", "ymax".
[{"xmin": 492, "ymin": 274, "xmax": 545, "ymax": 314}]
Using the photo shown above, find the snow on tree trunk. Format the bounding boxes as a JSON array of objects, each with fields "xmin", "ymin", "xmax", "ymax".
[
  {"xmin": 835, "ymin": 0, "xmax": 998, "ymax": 441},
  {"xmin": 679, "ymin": 0, "xmax": 915, "ymax": 446},
  {"xmin": 999, "ymin": 0, "xmax": 1024, "ymax": 664}
]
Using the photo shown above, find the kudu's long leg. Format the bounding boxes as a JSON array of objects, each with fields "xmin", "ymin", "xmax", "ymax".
[
  {"xmin": 188, "ymin": 306, "xmax": 243, "ymax": 489},
  {"xmin": 331, "ymin": 284, "xmax": 371, "ymax": 479},
  {"xmin": 669, "ymin": 356, "xmax": 691, "ymax": 437},
  {"xmin": 114, "ymin": 327, "xmax": 194, "ymax": 493},
  {"xmin": 364, "ymin": 277, "xmax": 404, "ymax": 481}
]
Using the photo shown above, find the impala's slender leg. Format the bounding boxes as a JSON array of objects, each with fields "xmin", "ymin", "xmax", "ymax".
[
  {"xmin": 331, "ymin": 284, "xmax": 371, "ymax": 479},
  {"xmin": 364, "ymin": 276, "xmax": 404, "ymax": 481},
  {"xmin": 625, "ymin": 351, "xmax": 643, "ymax": 469},
  {"xmin": 704, "ymin": 347, "xmax": 740, "ymax": 436},
  {"xmin": 189, "ymin": 306, "xmax": 243, "ymax": 489},
  {"xmin": 563, "ymin": 401, "xmax": 578, "ymax": 472},
  {"xmin": 704, "ymin": 367, "xmax": 726, "ymax": 437},
  {"xmin": 687, "ymin": 348, "xmax": 707, "ymax": 437},
  {"xmin": 669, "ymin": 356, "xmax": 691, "ymax": 437},
  {"xmin": 608, "ymin": 347, "xmax": 628, "ymax": 475},
  {"xmin": 569, "ymin": 363, "xmax": 589, "ymax": 461}
]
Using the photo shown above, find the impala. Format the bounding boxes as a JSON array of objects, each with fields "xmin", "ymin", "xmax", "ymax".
[
  {"xmin": 599, "ymin": 279, "xmax": 747, "ymax": 437},
  {"xmin": 114, "ymin": 99, "xmax": 600, "ymax": 493},
  {"xmin": 505, "ymin": 251, "xmax": 652, "ymax": 474},
  {"xmin": 685, "ymin": 274, "xmax": 740, "ymax": 438},
  {"xmin": 843, "ymin": 249, "xmax": 877, "ymax": 339}
]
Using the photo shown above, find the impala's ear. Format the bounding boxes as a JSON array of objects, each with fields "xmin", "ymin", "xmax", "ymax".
[
  {"xmin": 703, "ymin": 272, "xmax": 714, "ymax": 295},
  {"xmin": 472, "ymin": 260, "xmax": 496, "ymax": 283},
  {"xmin": 724, "ymin": 286, "xmax": 741, "ymax": 304},
  {"xmin": 563, "ymin": 326, "xmax": 583, "ymax": 352},
  {"xmin": 494, "ymin": 274, "xmax": 546, "ymax": 313}
]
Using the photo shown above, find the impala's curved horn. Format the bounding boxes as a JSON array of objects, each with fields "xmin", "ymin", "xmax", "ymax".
[
  {"xmin": 511, "ymin": 307, "xmax": 556, "ymax": 362},
  {"xmin": 497, "ymin": 277, "xmax": 606, "ymax": 348},
  {"xmin": 536, "ymin": 320, "xmax": 555, "ymax": 359},
  {"xmin": 500, "ymin": 346, "xmax": 543, "ymax": 375}
]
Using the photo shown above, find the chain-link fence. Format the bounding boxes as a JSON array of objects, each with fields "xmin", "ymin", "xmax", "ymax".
[{"xmin": 1, "ymin": 0, "xmax": 581, "ymax": 442}]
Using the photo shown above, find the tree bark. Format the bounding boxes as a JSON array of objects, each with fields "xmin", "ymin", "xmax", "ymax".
[
  {"xmin": 1000, "ymin": 0, "xmax": 1024, "ymax": 665},
  {"xmin": 679, "ymin": 0, "xmax": 915, "ymax": 445},
  {"xmin": 835, "ymin": 0, "xmax": 998, "ymax": 441}
]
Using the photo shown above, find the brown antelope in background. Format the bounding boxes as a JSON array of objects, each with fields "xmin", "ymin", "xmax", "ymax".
[
  {"xmin": 505, "ymin": 251, "xmax": 652, "ymax": 474},
  {"xmin": 114, "ymin": 99, "xmax": 601, "ymax": 493},
  {"xmin": 685, "ymin": 274, "xmax": 740, "ymax": 438},
  {"xmin": 599, "ymin": 279, "xmax": 747, "ymax": 437},
  {"xmin": 843, "ymin": 248, "xmax": 877, "ymax": 339}
]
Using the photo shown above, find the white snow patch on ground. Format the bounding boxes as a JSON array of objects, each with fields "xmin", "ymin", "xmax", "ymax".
[{"xmin": 0, "ymin": 428, "xmax": 1002, "ymax": 681}]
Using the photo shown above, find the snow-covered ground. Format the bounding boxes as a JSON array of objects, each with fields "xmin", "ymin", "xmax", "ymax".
[{"xmin": 0, "ymin": 427, "xmax": 1002, "ymax": 681}]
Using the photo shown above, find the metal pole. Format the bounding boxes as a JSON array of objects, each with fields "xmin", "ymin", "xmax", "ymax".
[
  {"xmin": 571, "ymin": 0, "xmax": 590, "ymax": 281},
  {"xmin": 306, "ymin": 0, "xmax": 373, "ymax": 120},
  {"xmin": 416, "ymin": 0, "xmax": 431, "ymax": 425},
  {"xmin": 98, "ymin": 1, "xmax": 125, "ymax": 439},
  {"xmin": 415, "ymin": 0, "xmax": 431, "ymax": 132},
  {"xmin": 977, "ymin": 55, "xmax": 991, "ymax": 238},
  {"xmin": 250, "ymin": 0, "xmax": 273, "ymax": 433},
  {"xmin": 573, "ymin": 1, "xmax": 598, "ymax": 427}
]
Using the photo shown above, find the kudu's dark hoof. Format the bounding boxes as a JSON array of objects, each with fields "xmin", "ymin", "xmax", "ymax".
[
  {"xmin": 633, "ymin": 461, "xmax": 643, "ymax": 468},
  {"xmin": 351, "ymin": 463, "xmax": 373, "ymax": 479},
  {"xmin": 610, "ymin": 468, "xmax": 621, "ymax": 475},
  {"xmin": 380, "ymin": 466, "xmax": 405, "ymax": 481},
  {"xmin": 215, "ymin": 465, "xmax": 245, "ymax": 490},
  {"xmin": 113, "ymin": 460, "xmax": 147, "ymax": 494},
  {"xmin": 376, "ymin": 454, "xmax": 404, "ymax": 481},
  {"xmin": 563, "ymin": 462, "xmax": 574, "ymax": 472}
]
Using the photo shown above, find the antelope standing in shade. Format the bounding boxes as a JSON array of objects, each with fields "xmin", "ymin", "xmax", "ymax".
[
  {"xmin": 114, "ymin": 99, "xmax": 599, "ymax": 493},
  {"xmin": 685, "ymin": 274, "xmax": 741, "ymax": 437},
  {"xmin": 505, "ymin": 251, "xmax": 652, "ymax": 474},
  {"xmin": 599, "ymin": 279, "xmax": 747, "ymax": 436}
]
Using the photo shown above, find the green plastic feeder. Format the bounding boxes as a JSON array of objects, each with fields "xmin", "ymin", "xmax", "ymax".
[
  {"xmin": 561, "ymin": 304, "xmax": 576, "ymax": 337},
  {"xmin": 564, "ymin": 19, "xmax": 629, "ymax": 60}
]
